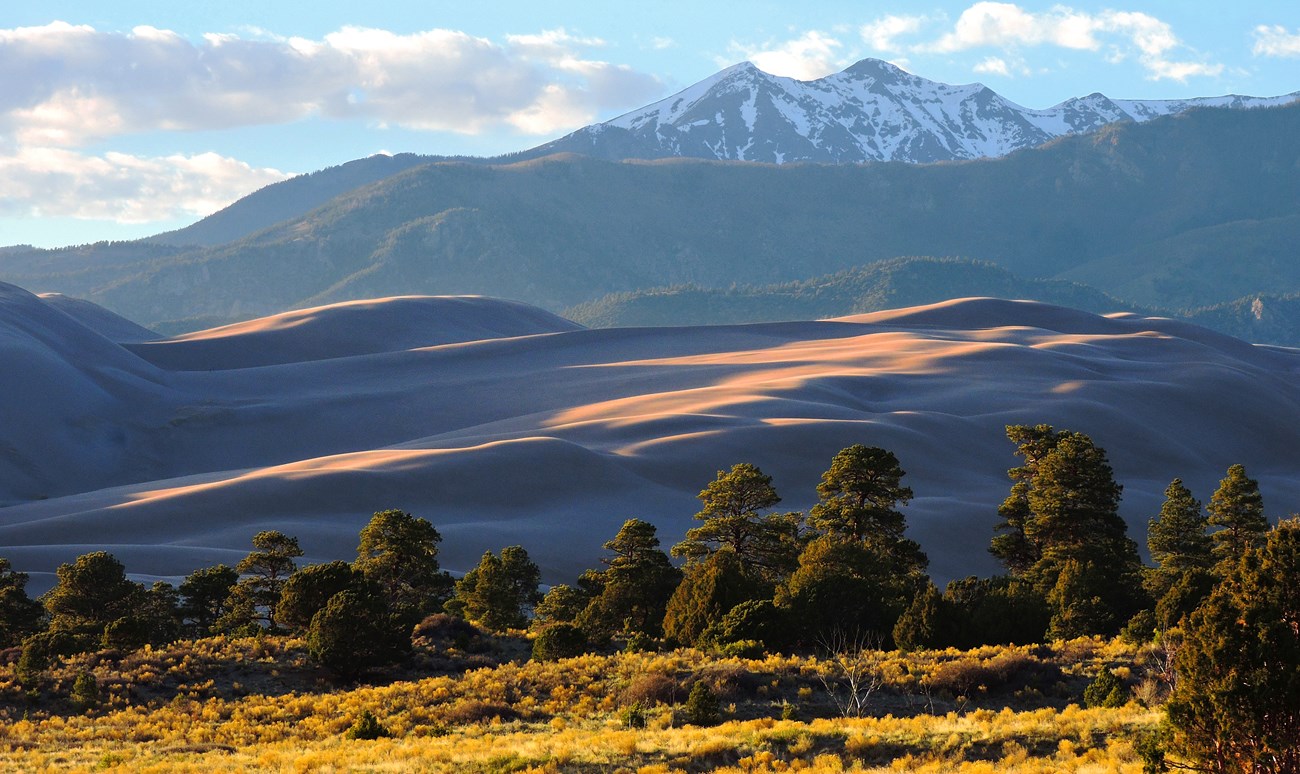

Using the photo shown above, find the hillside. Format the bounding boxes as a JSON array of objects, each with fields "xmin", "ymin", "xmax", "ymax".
[
  {"xmin": 2, "ymin": 283, "xmax": 1299, "ymax": 592},
  {"xmin": 564, "ymin": 257, "xmax": 1141, "ymax": 328},
  {"xmin": 3, "ymin": 102, "xmax": 1296, "ymax": 332}
]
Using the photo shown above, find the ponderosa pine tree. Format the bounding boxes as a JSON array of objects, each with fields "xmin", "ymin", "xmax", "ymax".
[
  {"xmin": 178, "ymin": 564, "xmax": 239, "ymax": 637},
  {"xmin": 219, "ymin": 530, "xmax": 303, "ymax": 633},
  {"xmin": 989, "ymin": 425, "xmax": 1064, "ymax": 575},
  {"xmin": 1207, "ymin": 464, "xmax": 1269, "ymax": 573},
  {"xmin": 276, "ymin": 561, "xmax": 362, "ymax": 634},
  {"xmin": 354, "ymin": 509, "xmax": 453, "ymax": 624},
  {"xmin": 1165, "ymin": 518, "xmax": 1300, "ymax": 773},
  {"xmin": 577, "ymin": 519, "xmax": 681, "ymax": 640},
  {"xmin": 448, "ymin": 546, "xmax": 542, "ymax": 631},
  {"xmin": 990, "ymin": 426, "xmax": 1146, "ymax": 638},
  {"xmin": 0, "ymin": 558, "xmax": 43, "ymax": 648},
  {"xmin": 1146, "ymin": 478, "xmax": 1215, "ymax": 628},
  {"xmin": 41, "ymin": 551, "xmax": 146, "ymax": 651},
  {"xmin": 662, "ymin": 549, "xmax": 763, "ymax": 647},
  {"xmin": 671, "ymin": 463, "xmax": 803, "ymax": 583},
  {"xmin": 809, "ymin": 445, "xmax": 927, "ymax": 585}
]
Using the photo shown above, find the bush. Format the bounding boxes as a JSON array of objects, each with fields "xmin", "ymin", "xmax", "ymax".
[
  {"xmin": 531, "ymin": 623, "xmax": 587, "ymax": 661},
  {"xmin": 344, "ymin": 709, "xmax": 392, "ymax": 740},
  {"xmin": 412, "ymin": 613, "xmax": 485, "ymax": 650},
  {"xmin": 683, "ymin": 681, "xmax": 720, "ymax": 726},
  {"xmin": 619, "ymin": 702, "xmax": 647, "ymax": 729},
  {"xmin": 1083, "ymin": 669, "xmax": 1126, "ymax": 708},
  {"xmin": 622, "ymin": 672, "xmax": 679, "ymax": 707},
  {"xmin": 69, "ymin": 671, "xmax": 100, "ymax": 712},
  {"xmin": 443, "ymin": 699, "xmax": 520, "ymax": 726},
  {"xmin": 1119, "ymin": 609, "xmax": 1157, "ymax": 644}
]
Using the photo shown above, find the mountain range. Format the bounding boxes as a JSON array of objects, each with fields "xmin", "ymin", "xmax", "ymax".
[
  {"xmin": 3, "ymin": 100, "xmax": 1298, "ymax": 338},
  {"xmin": 525, "ymin": 58, "xmax": 1300, "ymax": 165}
]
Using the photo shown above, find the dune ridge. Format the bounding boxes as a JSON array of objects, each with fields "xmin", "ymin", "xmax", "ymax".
[{"xmin": 1, "ymin": 284, "xmax": 1298, "ymax": 591}]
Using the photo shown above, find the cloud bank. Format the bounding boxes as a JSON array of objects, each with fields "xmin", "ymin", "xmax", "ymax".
[
  {"xmin": 0, "ymin": 22, "xmax": 663, "ymax": 228},
  {"xmin": 729, "ymin": 3, "xmax": 1224, "ymax": 83}
]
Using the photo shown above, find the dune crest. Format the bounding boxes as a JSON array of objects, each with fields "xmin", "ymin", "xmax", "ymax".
[{"xmin": 2, "ymin": 290, "xmax": 1298, "ymax": 590}]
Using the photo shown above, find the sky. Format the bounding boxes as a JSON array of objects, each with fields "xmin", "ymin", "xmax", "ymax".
[{"xmin": 2, "ymin": 1, "xmax": 1298, "ymax": 248}]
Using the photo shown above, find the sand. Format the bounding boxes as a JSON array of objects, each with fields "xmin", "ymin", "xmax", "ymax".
[{"xmin": 2, "ymin": 282, "xmax": 1298, "ymax": 592}]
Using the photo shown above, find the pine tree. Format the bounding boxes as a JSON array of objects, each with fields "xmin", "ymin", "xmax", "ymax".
[
  {"xmin": 662, "ymin": 549, "xmax": 762, "ymax": 647},
  {"xmin": 1147, "ymin": 479, "xmax": 1213, "ymax": 575},
  {"xmin": 577, "ymin": 519, "xmax": 682, "ymax": 640},
  {"xmin": 809, "ymin": 445, "xmax": 927, "ymax": 585},
  {"xmin": 989, "ymin": 425, "xmax": 1064, "ymax": 574},
  {"xmin": 1166, "ymin": 518, "xmax": 1300, "ymax": 772},
  {"xmin": 220, "ymin": 531, "xmax": 303, "ymax": 633},
  {"xmin": 449, "ymin": 547, "xmax": 541, "ymax": 631},
  {"xmin": 776, "ymin": 536, "xmax": 899, "ymax": 645},
  {"xmin": 178, "ymin": 565, "xmax": 239, "ymax": 637},
  {"xmin": 990, "ymin": 427, "xmax": 1146, "ymax": 637},
  {"xmin": 671, "ymin": 463, "xmax": 803, "ymax": 582},
  {"xmin": 1206, "ymin": 464, "xmax": 1269, "ymax": 572},
  {"xmin": 0, "ymin": 558, "xmax": 43, "ymax": 648},
  {"xmin": 354, "ymin": 509, "xmax": 453, "ymax": 624},
  {"xmin": 41, "ymin": 551, "xmax": 145, "ymax": 651}
]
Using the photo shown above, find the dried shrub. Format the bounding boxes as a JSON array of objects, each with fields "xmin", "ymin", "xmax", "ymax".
[
  {"xmin": 622, "ymin": 672, "xmax": 679, "ymax": 707},
  {"xmin": 442, "ymin": 699, "xmax": 520, "ymax": 725},
  {"xmin": 412, "ymin": 614, "xmax": 485, "ymax": 650}
]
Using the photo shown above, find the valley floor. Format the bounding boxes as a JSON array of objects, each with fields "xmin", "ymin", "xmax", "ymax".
[{"xmin": 0, "ymin": 636, "xmax": 1161, "ymax": 773}]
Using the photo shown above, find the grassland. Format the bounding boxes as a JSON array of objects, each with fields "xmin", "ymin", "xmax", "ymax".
[{"xmin": 0, "ymin": 633, "xmax": 1164, "ymax": 772}]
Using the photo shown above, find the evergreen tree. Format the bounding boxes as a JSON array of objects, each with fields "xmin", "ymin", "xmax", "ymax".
[
  {"xmin": 531, "ymin": 622, "xmax": 588, "ymax": 661},
  {"xmin": 276, "ymin": 561, "xmax": 361, "ymax": 634},
  {"xmin": 354, "ymin": 509, "xmax": 453, "ymax": 624},
  {"xmin": 577, "ymin": 519, "xmax": 682, "ymax": 640},
  {"xmin": 137, "ymin": 581, "xmax": 183, "ymax": 646},
  {"xmin": 178, "ymin": 564, "xmax": 239, "ymax": 637},
  {"xmin": 990, "ymin": 426, "xmax": 1146, "ymax": 637},
  {"xmin": 671, "ymin": 463, "xmax": 803, "ymax": 582},
  {"xmin": 306, "ymin": 589, "xmax": 408, "ymax": 679},
  {"xmin": 892, "ymin": 582, "xmax": 954, "ymax": 651},
  {"xmin": 809, "ymin": 445, "xmax": 927, "ymax": 584},
  {"xmin": 1147, "ymin": 479, "xmax": 1213, "ymax": 576},
  {"xmin": 989, "ymin": 425, "xmax": 1064, "ymax": 574},
  {"xmin": 1206, "ymin": 464, "xmax": 1269, "ymax": 572},
  {"xmin": 0, "ymin": 558, "xmax": 43, "ymax": 648},
  {"xmin": 533, "ymin": 584, "xmax": 591, "ymax": 628},
  {"xmin": 449, "ymin": 546, "xmax": 541, "ymax": 631},
  {"xmin": 219, "ymin": 530, "xmax": 302, "ymax": 633},
  {"xmin": 776, "ymin": 536, "xmax": 899, "ymax": 645},
  {"xmin": 943, "ymin": 576, "xmax": 1049, "ymax": 647},
  {"xmin": 41, "ymin": 551, "xmax": 146, "ymax": 651},
  {"xmin": 683, "ymin": 681, "xmax": 721, "ymax": 726},
  {"xmin": 1166, "ymin": 518, "xmax": 1300, "ymax": 772},
  {"xmin": 662, "ymin": 549, "xmax": 763, "ymax": 647}
]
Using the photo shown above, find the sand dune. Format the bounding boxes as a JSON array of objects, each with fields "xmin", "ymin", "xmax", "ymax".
[{"xmin": 2, "ymin": 285, "xmax": 1298, "ymax": 591}]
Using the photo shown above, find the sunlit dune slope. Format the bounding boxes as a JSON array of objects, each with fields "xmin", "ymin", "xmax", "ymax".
[{"xmin": 2, "ymin": 284, "xmax": 1298, "ymax": 591}]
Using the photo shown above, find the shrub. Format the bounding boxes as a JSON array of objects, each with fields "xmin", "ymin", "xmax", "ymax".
[
  {"xmin": 412, "ymin": 613, "xmax": 484, "ymax": 650},
  {"xmin": 443, "ymin": 699, "xmax": 520, "ymax": 726},
  {"xmin": 619, "ymin": 702, "xmax": 647, "ymax": 728},
  {"xmin": 531, "ymin": 623, "xmax": 587, "ymax": 661},
  {"xmin": 1119, "ymin": 609, "xmax": 1157, "ymax": 644},
  {"xmin": 69, "ymin": 671, "xmax": 100, "ymax": 712},
  {"xmin": 1083, "ymin": 669, "xmax": 1126, "ymax": 708},
  {"xmin": 622, "ymin": 672, "xmax": 679, "ymax": 707},
  {"xmin": 683, "ymin": 681, "xmax": 720, "ymax": 726},
  {"xmin": 344, "ymin": 709, "xmax": 392, "ymax": 740}
]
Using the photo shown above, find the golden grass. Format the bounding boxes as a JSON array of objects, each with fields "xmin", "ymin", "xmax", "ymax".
[{"xmin": 0, "ymin": 636, "xmax": 1162, "ymax": 773}]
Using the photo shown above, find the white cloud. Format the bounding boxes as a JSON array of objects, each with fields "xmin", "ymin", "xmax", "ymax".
[
  {"xmin": 1253, "ymin": 25, "xmax": 1300, "ymax": 58},
  {"xmin": 919, "ymin": 3, "xmax": 1221, "ymax": 82},
  {"xmin": 974, "ymin": 57, "xmax": 1012, "ymax": 77},
  {"xmin": 0, "ymin": 22, "xmax": 665, "ymax": 145},
  {"xmin": 730, "ymin": 31, "xmax": 846, "ymax": 80},
  {"xmin": 860, "ymin": 15, "xmax": 928, "ymax": 52},
  {"xmin": 0, "ymin": 147, "xmax": 290, "ymax": 222}
]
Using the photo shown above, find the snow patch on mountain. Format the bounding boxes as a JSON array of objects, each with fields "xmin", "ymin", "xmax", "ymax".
[{"xmin": 536, "ymin": 58, "xmax": 1300, "ymax": 165}]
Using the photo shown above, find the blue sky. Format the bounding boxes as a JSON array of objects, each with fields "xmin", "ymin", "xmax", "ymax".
[{"xmin": 3, "ymin": 1, "xmax": 1298, "ymax": 248}]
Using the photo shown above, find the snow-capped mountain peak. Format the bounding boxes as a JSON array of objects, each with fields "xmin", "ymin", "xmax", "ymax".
[{"xmin": 530, "ymin": 58, "xmax": 1300, "ymax": 165}]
